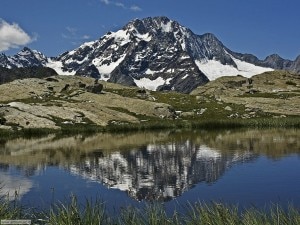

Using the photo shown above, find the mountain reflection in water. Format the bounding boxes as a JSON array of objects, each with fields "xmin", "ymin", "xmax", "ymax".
[
  {"xmin": 0, "ymin": 129, "xmax": 299, "ymax": 202},
  {"xmin": 68, "ymin": 144, "xmax": 255, "ymax": 201}
]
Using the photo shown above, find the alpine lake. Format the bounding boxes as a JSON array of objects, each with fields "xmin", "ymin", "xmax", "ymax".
[{"xmin": 0, "ymin": 128, "xmax": 299, "ymax": 215}]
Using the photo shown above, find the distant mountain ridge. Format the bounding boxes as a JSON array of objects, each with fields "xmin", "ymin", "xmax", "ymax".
[
  {"xmin": 0, "ymin": 16, "xmax": 299, "ymax": 93},
  {"xmin": 0, "ymin": 66, "xmax": 57, "ymax": 85},
  {"xmin": 0, "ymin": 47, "xmax": 48, "ymax": 68}
]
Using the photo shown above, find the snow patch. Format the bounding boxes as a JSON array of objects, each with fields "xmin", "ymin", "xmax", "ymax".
[
  {"xmin": 166, "ymin": 68, "xmax": 175, "ymax": 73},
  {"xmin": 136, "ymin": 32, "xmax": 152, "ymax": 42},
  {"xmin": 46, "ymin": 59, "xmax": 76, "ymax": 75},
  {"xmin": 134, "ymin": 77, "xmax": 167, "ymax": 91},
  {"xmin": 144, "ymin": 68, "xmax": 164, "ymax": 75},
  {"xmin": 93, "ymin": 54, "xmax": 126, "ymax": 77},
  {"xmin": 161, "ymin": 21, "xmax": 172, "ymax": 32},
  {"xmin": 81, "ymin": 41, "xmax": 95, "ymax": 48},
  {"xmin": 181, "ymin": 55, "xmax": 190, "ymax": 59},
  {"xmin": 166, "ymin": 78, "xmax": 172, "ymax": 84},
  {"xmin": 181, "ymin": 74, "xmax": 189, "ymax": 80},
  {"xmin": 232, "ymin": 57, "xmax": 273, "ymax": 75},
  {"xmin": 195, "ymin": 58, "xmax": 273, "ymax": 81},
  {"xmin": 111, "ymin": 29, "xmax": 130, "ymax": 46}
]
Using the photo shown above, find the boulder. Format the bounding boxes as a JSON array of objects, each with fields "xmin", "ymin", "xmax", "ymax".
[
  {"xmin": 224, "ymin": 106, "xmax": 232, "ymax": 111},
  {"xmin": 86, "ymin": 83, "xmax": 103, "ymax": 94}
]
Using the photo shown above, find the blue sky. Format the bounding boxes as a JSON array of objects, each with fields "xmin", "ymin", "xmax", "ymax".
[{"xmin": 0, "ymin": 0, "xmax": 299, "ymax": 60}]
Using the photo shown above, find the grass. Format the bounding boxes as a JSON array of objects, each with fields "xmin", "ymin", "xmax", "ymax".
[
  {"xmin": 0, "ymin": 194, "xmax": 299, "ymax": 225},
  {"xmin": 1, "ymin": 116, "xmax": 300, "ymax": 141},
  {"xmin": 105, "ymin": 116, "xmax": 300, "ymax": 132},
  {"xmin": 240, "ymin": 92, "xmax": 300, "ymax": 99}
]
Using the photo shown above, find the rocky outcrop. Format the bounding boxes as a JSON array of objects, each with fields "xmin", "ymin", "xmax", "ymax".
[
  {"xmin": 191, "ymin": 71, "xmax": 300, "ymax": 116},
  {"xmin": 86, "ymin": 80, "xmax": 103, "ymax": 94},
  {"xmin": 0, "ymin": 103, "xmax": 60, "ymax": 129},
  {"xmin": 0, "ymin": 76, "xmax": 176, "ymax": 130}
]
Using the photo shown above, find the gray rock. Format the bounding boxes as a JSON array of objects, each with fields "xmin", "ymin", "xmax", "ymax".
[
  {"xmin": 181, "ymin": 111, "xmax": 194, "ymax": 117},
  {"xmin": 86, "ymin": 83, "xmax": 103, "ymax": 94},
  {"xmin": 153, "ymin": 104, "xmax": 175, "ymax": 119},
  {"xmin": 198, "ymin": 108, "xmax": 207, "ymax": 115},
  {"xmin": 224, "ymin": 106, "xmax": 232, "ymax": 111},
  {"xmin": 60, "ymin": 84, "xmax": 70, "ymax": 92}
]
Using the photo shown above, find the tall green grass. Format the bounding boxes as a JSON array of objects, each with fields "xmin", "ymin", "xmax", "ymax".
[
  {"xmin": 45, "ymin": 200, "xmax": 300, "ymax": 225},
  {"xmin": 47, "ymin": 196, "xmax": 107, "ymax": 225},
  {"xmin": 1, "ymin": 193, "xmax": 299, "ymax": 225}
]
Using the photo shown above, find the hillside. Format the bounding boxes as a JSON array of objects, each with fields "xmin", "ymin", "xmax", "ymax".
[
  {"xmin": 0, "ymin": 75, "xmax": 175, "ymax": 131},
  {"xmin": 0, "ymin": 71, "xmax": 300, "ymax": 132},
  {"xmin": 191, "ymin": 71, "xmax": 300, "ymax": 116}
]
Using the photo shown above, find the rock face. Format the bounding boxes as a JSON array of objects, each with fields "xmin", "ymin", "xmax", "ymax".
[{"xmin": 0, "ymin": 17, "xmax": 299, "ymax": 93}]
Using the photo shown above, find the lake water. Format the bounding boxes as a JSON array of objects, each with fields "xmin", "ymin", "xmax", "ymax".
[{"xmin": 0, "ymin": 129, "xmax": 299, "ymax": 213}]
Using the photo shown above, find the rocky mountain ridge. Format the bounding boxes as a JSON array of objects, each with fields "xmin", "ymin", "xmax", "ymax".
[
  {"xmin": 0, "ymin": 17, "xmax": 299, "ymax": 93},
  {"xmin": 0, "ymin": 66, "xmax": 57, "ymax": 84}
]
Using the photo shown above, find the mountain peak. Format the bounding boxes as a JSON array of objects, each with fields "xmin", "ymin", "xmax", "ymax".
[
  {"xmin": 17, "ymin": 47, "xmax": 34, "ymax": 56},
  {"xmin": 265, "ymin": 54, "xmax": 283, "ymax": 61},
  {"xmin": 124, "ymin": 16, "xmax": 176, "ymax": 34},
  {"xmin": 21, "ymin": 47, "xmax": 32, "ymax": 52},
  {"xmin": 200, "ymin": 33, "xmax": 219, "ymax": 41}
]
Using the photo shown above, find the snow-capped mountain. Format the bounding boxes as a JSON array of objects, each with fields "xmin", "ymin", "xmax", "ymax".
[
  {"xmin": 51, "ymin": 16, "xmax": 272, "ymax": 92},
  {"xmin": 1, "ymin": 16, "xmax": 299, "ymax": 93},
  {"xmin": 0, "ymin": 47, "xmax": 48, "ymax": 69}
]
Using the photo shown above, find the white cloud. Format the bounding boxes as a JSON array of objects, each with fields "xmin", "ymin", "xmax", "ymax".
[
  {"xmin": 115, "ymin": 2, "xmax": 125, "ymax": 8},
  {"xmin": 130, "ymin": 5, "xmax": 142, "ymax": 11},
  {"xmin": 100, "ymin": 0, "xmax": 110, "ymax": 5},
  {"xmin": 100, "ymin": 0, "xmax": 142, "ymax": 11},
  {"xmin": 0, "ymin": 19, "xmax": 35, "ymax": 52},
  {"xmin": 82, "ymin": 35, "xmax": 90, "ymax": 40}
]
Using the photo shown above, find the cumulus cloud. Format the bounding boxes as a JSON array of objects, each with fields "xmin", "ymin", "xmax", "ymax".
[{"xmin": 0, "ymin": 19, "xmax": 35, "ymax": 52}]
